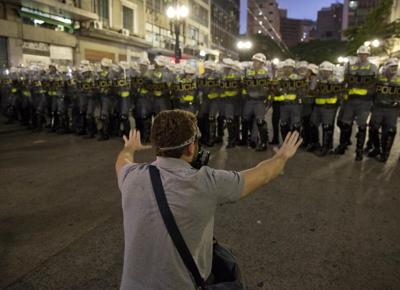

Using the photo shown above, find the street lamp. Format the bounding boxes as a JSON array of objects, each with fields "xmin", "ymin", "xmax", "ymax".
[
  {"xmin": 272, "ymin": 58, "xmax": 280, "ymax": 65},
  {"xmin": 237, "ymin": 40, "xmax": 252, "ymax": 50},
  {"xmin": 371, "ymin": 39, "xmax": 380, "ymax": 48},
  {"xmin": 166, "ymin": 4, "xmax": 189, "ymax": 63}
]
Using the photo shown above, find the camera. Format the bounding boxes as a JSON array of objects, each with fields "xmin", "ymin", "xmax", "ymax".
[{"xmin": 191, "ymin": 148, "xmax": 210, "ymax": 169}]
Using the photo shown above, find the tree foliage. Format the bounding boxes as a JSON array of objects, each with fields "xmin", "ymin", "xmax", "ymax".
[
  {"xmin": 290, "ymin": 40, "xmax": 348, "ymax": 64},
  {"xmin": 344, "ymin": 0, "xmax": 400, "ymax": 55},
  {"xmin": 238, "ymin": 34, "xmax": 291, "ymax": 61}
]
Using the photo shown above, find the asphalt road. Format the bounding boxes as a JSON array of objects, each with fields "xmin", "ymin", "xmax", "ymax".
[{"xmin": 1, "ymin": 122, "xmax": 400, "ymax": 290}]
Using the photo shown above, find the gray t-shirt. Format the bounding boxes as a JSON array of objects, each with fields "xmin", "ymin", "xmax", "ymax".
[{"xmin": 118, "ymin": 157, "xmax": 244, "ymax": 290}]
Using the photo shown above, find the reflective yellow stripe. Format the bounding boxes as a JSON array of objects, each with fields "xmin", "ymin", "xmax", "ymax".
[
  {"xmin": 182, "ymin": 95, "xmax": 194, "ymax": 102},
  {"xmin": 315, "ymin": 97, "xmax": 337, "ymax": 105},
  {"xmin": 139, "ymin": 88, "xmax": 148, "ymax": 94},
  {"xmin": 11, "ymin": 88, "xmax": 17, "ymax": 93},
  {"xmin": 48, "ymin": 91, "xmax": 57, "ymax": 96},
  {"xmin": 348, "ymin": 88, "xmax": 368, "ymax": 96},
  {"xmin": 208, "ymin": 93, "xmax": 219, "ymax": 99},
  {"xmin": 283, "ymin": 94, "xmax": 297, "ymax": 101},
  {"xmin": 224, "ymin": 91, "xmax": 238, "ymax": 97},
  {"xmin": 23, "ymin": 90, "xmax": 31, "ymax": 97},
  {"xmin": 154, "ymin": 91, "xmax": 162, "ymax": 97},
  {"xmin": 274, "ymin": 95, "xmax": 285, "ymax": 102},
  {"xmin": 120, "ymin": 91, "xmax": 130, "ymax": 98}
]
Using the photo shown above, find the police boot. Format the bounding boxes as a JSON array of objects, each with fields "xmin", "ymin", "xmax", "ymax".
[
  {"xmin": 86, "ymin": 117, "xmax": 96, "ymax": 138},
  {"xmin": 49, "ymin": 113, "xmax": 59, "ymax": 133},
  {"xmin": 234, "ymin": 116, "xmax": 241, "ymax": 145},
  {"xmin": 334, "ymin": 123, "xmax": 351, "ymax": 155},
  {"xmin": 121, "ymin": 115, "xmax": 130, "ymax": 137},
  {"xmin": 367, "ymin": 127, "xmax": 381, "ymax": 158},
  {"xmin": 31, "ymin": 113, "xmax": 38, "ymax": 130},
  {"xmin": 301, "ymin": 116, "xmax": 311, "ymax": 148},
  {"xmin": 270, "ymin": 103, "xmax": 280, "ymax": 145},
  {"xmin": 378, "ymin": 129, "xmax": 396, "ymax": 163},
  {"xmin": 316, "ymin": 125, "xmax": 333, "ymax": 157},
  {"xmin": 256, "ymin": 120, "xmax": 268, "ymax": 152},
  {"xmin": 142, "ymin": 117, "xmax": 152, "ymax": 143},
  {"xmin": 77, "ymin": 113, "xmax": 87, "ymax": 135},
  {"xmin": 280, "ymin": 124, "xmax": 290, "ymax": 141},
  {"xmin": 306, "ymin": 125, "xmax": 320, "ymax": 152},
  {"xmin": 239, "ymin": 120, "xmax": 250, "ymax": 146},
  {"xmin": 355, "ymin": 127, "xmax": 367, "ymax": 161},
  {"xmin": 207, "ymin": 117, "xmax": 216, "ymax": 147},
  {"xmin": 200, "ymin": 116, "xmax": 209, "ymax": 146},
  {"xmin": 98, "ymin": 117, "xmax": 110, "ymax": 141},
  {"xmin": 215, "ymin": 116, "xmax": 225, "ymax": 144},
  {"xmin": 57, "ymin": 114, "xmax": 69, "ymax": 134},
  {"xmin": 226, "ymin": 119, "xmax": 236, "ymax": 148}
]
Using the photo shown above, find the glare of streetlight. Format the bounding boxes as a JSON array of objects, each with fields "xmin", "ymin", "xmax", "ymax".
[
  {"xmin": 343, "ymin": 57, "xmax": 349, "ymax": 63},
  {"xmin": 237, "ymin": 40, "xmax": 252, "ymax": 50},
  {"xmin": 178, "ymin": 5, "xmax": 189, "ymax": 18},
  {"xmin": 257, "ymin": 30, "xmax": 262, "ymax": 34},
  {"xmin": 199, "ymin": 50, "xmax": 206, "ymax": 57},
  {"xmin": 166, "ymin": 6, "xmax": 176, "ymax": 18},
  {"xmin": 166, "ymin": 5, "xmax": 189, "ymax": 19},
  {"xmin": 272, "ymin": 58, "xmax": 280, "ymax": 65},
  {"xmin": 372, "ymin": 39, "xmax": 380, "ymax": 48},
  {"xmin": 364, "ymin": 41, "xmax": 371, "ymax": 47},
  {"xmin": 338, "ymin": 56, "xmax": 344, "ymax": 63}
]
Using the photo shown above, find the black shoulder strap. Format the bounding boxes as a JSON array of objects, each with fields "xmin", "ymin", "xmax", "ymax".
[{"xmin": 148, "ymin": 165, "xmax": 207, "ymax": 289}]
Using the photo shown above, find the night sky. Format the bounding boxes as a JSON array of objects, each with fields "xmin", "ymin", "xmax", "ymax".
[{"xmin": 240, "ymin": 0, "xmax": 344, "ymax": 34}]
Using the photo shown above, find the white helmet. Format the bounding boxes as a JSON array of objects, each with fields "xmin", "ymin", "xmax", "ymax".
[
  {"xmin": 80, "ymin": 65, "xmax": 93, "ymax": 73},
  {"xmin": 184, "ymin": 64, "xmax": 196, "ymax": 75},
  {"xmin": 232, "ymin": 60, "xmax": 243, "ymax": 71},
  {"xmin": 319, "ymin": 61, "xmax": 334, "ymax": 72},
  {"xmin": 283, "ymin": 58, "xmax": 296, "ymax": 68},
  {"xmin": 222, "ymin": 58, "xmax": 235, "ymax": 68},
  {"xmin": 296, "ymin": 61, "xmax": 308, "ymax": 69},
  {"xmin": 384, "ymin": 58, "xmax": 399, "ymax": 68},
  {"xmin": 357, "ymin": 45, "xmax": 371, "ymax": 55},
  {"xmin": 138, "ymin": 57, "xmax": 150, "ymax": 66},
  {"xmin": 80, "ymin": 60, "xmax": 90, "ymax": 66},
  {"xmin": 130, "ymin": 62, "xmax": 139, "ymax": 72},
  {"xmin": 308, "ymin": 63, "xmax": 319, "ymax": 74},
  {"xmin": 58, "ymin": 65, "xmax": 68, "ymax": 73},
  {"xmin": 204, "ymin": 60, "xmax": 215, "ymax": 71},
  {"xmin": 119, "ymin": 61, "xmax": 130, "ymax": 70},
  {"xmin": 154, "ymin": 55, "xmax": 167, "ymax": 67},
  {"xmin": 252, "ymin": 53, "xmax": 267, "ymax": 63},
  {"xmin": 101, "ymin": 58, "xmax": 113, "ymax": 67}
]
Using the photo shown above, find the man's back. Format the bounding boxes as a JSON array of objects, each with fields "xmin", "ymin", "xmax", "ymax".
[{"xmin": 118, "ymin": 157, "xmax": 243, "ymax": 290}]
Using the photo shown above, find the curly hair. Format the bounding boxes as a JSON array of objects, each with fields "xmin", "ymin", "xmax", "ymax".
[{"xmin": 151, "ymin": 110, "xmax": 198, "ymax": 158}]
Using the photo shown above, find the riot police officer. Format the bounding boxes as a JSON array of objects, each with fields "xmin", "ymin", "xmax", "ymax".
[
  {"xmin": 220, "ymin": 58, "xmax": 242, "ymax": 148},
  {"xmin": 132, "ymin": 57, "xmax": 152, "ymax": 143},
  {"xmin": 114, "ymin": 61, "xmax": 132, "ymax": 137},
  {"xmin": 77, "ymin": 61, "xmax": 96, "ymax": 137},
  {"xmin": 310, "ymin": 61, "xmax": 343, "ymax": 156},
  {"xmin": 150, "ymin": 56, "xmax": 172, "ymax": 115},
  {"xmin": 242, "ymin": 53, "xmax": 271, "ymax": 151},
  {"xmin": 367, "ymin": 58, "xmax": 400, "ymax": 162},
  {"xmin": 198, "ymin": 60, "xmax": 221, "ymax": 146},
  {"xmin": 97, "ymin": 58, "xmax": 114, "ymax": 141},
  {"xmin": 334, "ymin": 45, "xmax": 378, "ymax": 161},
  {"xmin": 29, "ymin": 64, "xmax": 47, "ymax": 131},
  {"xmin": 172, "ymin": 63, "xmax": 198, "ymax": 113},
  {"xmin": 277, "ymin": 59, "xmax": 306, "ymax": 140}
]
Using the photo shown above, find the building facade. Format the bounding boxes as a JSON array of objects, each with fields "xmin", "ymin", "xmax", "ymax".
[
  {"xmin": 342, "ymin": 0, "xmax": 379, "ymax": 34},
  {"xmin": 210, "ymin": 0, "xmax": 240, "ymax": 59},
  {"xmin": 0, "ymin": 0, "xmax": 152, "ymax": 67},
  {"xmin": 248, "ymin": 0, "xmax": 280, "ymax": 38},
  {"xmin": 280, "ymin": 11, "xmax": 315, "ymax": 48},
  {"xmin": 145, "ymin": 0, "xmax": 216, "ymax": 61},
  {"xmin": 316, "ymin": 3, "xmax": 343, "ymax": 40},
  {"xmin": 0, "ymin": 0, "xmax": 223, "ymax": 66}
]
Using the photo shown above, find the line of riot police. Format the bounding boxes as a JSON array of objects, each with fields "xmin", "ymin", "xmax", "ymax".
[{"xmin": 1, "ymin": 45, "xmax": 399, "ymax": 162}]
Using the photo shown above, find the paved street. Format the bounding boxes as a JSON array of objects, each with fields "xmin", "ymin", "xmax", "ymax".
[{"xmin": 1, "ymin": 121, "xmax": 400, "ymax": 290}]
